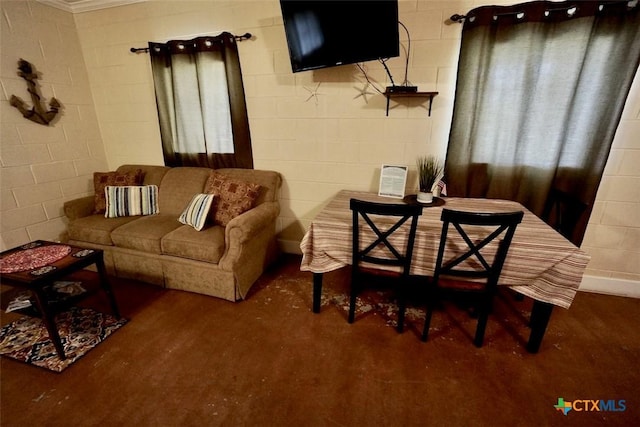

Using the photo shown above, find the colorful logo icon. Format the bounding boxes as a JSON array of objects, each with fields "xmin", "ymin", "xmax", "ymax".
[{"xmin": 555, "ymin": 398, "xmax": 572, "ymax": 415}]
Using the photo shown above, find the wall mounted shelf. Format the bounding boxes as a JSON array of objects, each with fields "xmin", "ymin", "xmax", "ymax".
[{"xmin": 384, "ymin": 90, "xmax": 439, "ymax": 117}]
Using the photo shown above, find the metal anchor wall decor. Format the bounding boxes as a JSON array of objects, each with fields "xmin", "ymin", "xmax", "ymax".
[{"xmin": 10, "ymin": 58, "xmax": 61, "ymax": 126}]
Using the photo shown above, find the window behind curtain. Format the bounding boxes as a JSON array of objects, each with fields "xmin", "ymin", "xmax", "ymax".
[
  {"xmin": 444, "ymin": 1, "xmax": 640, "ymax": 245},
  {"xmin": 149, "ymin": 33, "xmax": 253, "ymax": 169}
]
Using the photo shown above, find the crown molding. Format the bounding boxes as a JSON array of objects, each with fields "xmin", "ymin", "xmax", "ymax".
[{"xmin": 36, "ymin": 0, "xmax": 146, "ymax": 14}]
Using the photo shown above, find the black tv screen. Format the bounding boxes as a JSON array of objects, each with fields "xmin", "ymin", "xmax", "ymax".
[{"xmin": 280, "ymin": 0, "xmax": 400, "ymax": 73}]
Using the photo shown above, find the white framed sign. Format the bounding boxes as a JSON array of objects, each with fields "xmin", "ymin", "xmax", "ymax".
[{"xmin": 378, "ymin": 164, "xmax": 408, "ymax": 199}]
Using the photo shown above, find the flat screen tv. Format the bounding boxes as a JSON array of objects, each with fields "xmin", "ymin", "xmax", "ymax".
[{"xmin": 280, "ymin": 0, "xmax": 400, "ymax": 73}]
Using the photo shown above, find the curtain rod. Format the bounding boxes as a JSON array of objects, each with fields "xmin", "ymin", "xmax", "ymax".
[
  {"xmin": 130, "ymin": 32, "xmax": 252, "ymax": 53},
  {"xmin": 449, "ymin": 0, "xmax": 638, "ymax": 23}
]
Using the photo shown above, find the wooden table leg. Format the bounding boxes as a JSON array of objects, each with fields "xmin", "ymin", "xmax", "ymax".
[
  {"xmin": 313, "ymin": 273, "xmax": 323, "ymax": 313},
  {"xmin": 527, "ymin": 300, "xmax": 554, "ymax": 353},
  {"xmin": 31, "ymin": 288, "xmax": 66, "ymax": 360},
  {"xmin": 96, "ymin": 256, "xmax": 121, "ymax": 319}
]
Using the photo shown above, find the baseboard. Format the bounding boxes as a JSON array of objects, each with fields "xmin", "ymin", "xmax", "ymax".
[
  {"xmin": 579, "ymin": 275, "xmax": 640, "ymax": 298},
  {"xmin": 279, "ymin": 239, "xmax": 302, "ymax": 256}
]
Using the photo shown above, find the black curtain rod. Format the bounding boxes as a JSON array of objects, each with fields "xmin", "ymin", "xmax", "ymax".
[
  {"xmin": 450, "ymin": 0, "xmax": 638, "ymax": 23},
  {"xmin": 449, "ymin": 6, "xmax": 577, "ymax": 22},
  {"xmin": 130, "ymin": 32, "xmax": 252, "ymax": 53}
]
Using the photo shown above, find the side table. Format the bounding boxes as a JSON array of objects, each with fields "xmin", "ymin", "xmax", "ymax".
[{"xmin": 0, "ymin": 240, "xmax": 121, "ymax": 360}]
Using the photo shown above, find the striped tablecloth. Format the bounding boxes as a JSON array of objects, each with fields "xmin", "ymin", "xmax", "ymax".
[{"xmin": 300, "ymin": 190, "xmax": 591, "ymax": 309}]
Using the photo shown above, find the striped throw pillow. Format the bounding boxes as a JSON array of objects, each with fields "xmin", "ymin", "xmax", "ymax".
[
  {"xmin": 104, "ymin": 185, "xmax": 159, "ymax": 218},
  {"xmin": 178, "ymin": 194, "xmax": 215, "ymax": 231}
]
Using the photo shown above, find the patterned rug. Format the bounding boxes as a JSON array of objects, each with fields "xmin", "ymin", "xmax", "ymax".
[
  {"xmin": 0, "ymin": 307, "xmax": 127, "ymax": 372},
  {"xmin": 323, "ymin": 287, "xmax": 429, "ymax": 329}
]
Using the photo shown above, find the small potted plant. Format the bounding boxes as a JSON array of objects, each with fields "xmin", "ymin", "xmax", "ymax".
[{"xmin": 416, "ymin": 155, "xmax": 443, "ymax": 203}]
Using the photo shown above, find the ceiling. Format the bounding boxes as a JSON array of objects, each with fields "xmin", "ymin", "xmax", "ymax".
[{"xmin": 36, "ymin": 0, "xmax": 146, "ymax": 13}]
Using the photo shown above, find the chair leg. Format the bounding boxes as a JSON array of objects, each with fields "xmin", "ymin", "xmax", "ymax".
[
  {"xmin": 473, "ymin": 296, "xmax": 493, "ymax": 347},
  {"xmin": 421, "ymin": 307, "xmax": 433, "ymax": 341},
  {"xmin": 422, "ymin": 285, "xmax": 438, "ymax": 342},
  {"xmin": 396, "ymin": 282, "xmax": 408, "ymax": 333},
  {"xmin": 397, "ymin": 297, "xmax": 406, "ymax": 333},
  {"xmin": 348, "ymin": 286, "xmax": 357, "ymax": 324},
  {"xmin": 474, "ymin": 312, "xmax": 489, "ymax": 347},
  {"xmin": 348, "ymin": 271, "xmax": 361, "ymax": 324}
]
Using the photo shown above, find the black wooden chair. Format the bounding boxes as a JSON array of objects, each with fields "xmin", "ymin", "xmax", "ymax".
[
  {"xmin": 421, "ymin": 208, "xmax": 524, "ymax": 347},
  {"xmin": 349, "ymin": 199, "xmax": 423, "ymax": 333}
]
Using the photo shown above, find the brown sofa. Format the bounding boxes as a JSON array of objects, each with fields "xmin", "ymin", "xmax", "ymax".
[{"xmin": 63, "ymin": 164, "xmax": 282, "ymax": 301}]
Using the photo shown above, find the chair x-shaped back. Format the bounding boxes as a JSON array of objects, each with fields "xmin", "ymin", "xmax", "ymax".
[
  {"xmin": 349, "ymin": 199, "xmax": 423, "ymax": 332},
  {"xmin": 422, "ymin": 208, "xmax": 524, "ymax": 347}
]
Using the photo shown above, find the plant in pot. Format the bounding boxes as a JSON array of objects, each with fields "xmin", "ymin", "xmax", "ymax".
[{"xmin": 416, "ymin": 155, "xmax": 443, "ymax": 203}]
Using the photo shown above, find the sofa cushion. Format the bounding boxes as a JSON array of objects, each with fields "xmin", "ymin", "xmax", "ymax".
[
  {"xmin": 161, "ymin": 225, "xmax": 226, "ymax": 263},
  {"xmin": 105, "ymin": 185, "xmax": 159, "ymax": 218},
  {"xmin": 116, "ymin": 165, "xmax": 170, "ymax": 187},
  {"xmin": 111, "ymin": 215, "xmax": 183, "ymax": 254},
  {"xmin": 67, "ymin": 215, "xmax": 139, "ymax": 246},
  {"xmin": 216, "ymin": 168, "xmax": 282, "ymax": 205},
  {"xmin": 178, "ymin": 193, "xmax": 214, "ymax": 231},
  {"xmin": 157, "ymin": 167, "xmax": 213, "ymax": 216},
  {"xmin": 93, "ymin": 169, "xmax": 144, "ymax": 214},
  {"xmin": 204, "ymin": 171, "xmax": 260, "ymax": 226}
]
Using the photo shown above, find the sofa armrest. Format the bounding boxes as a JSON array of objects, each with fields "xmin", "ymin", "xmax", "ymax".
[
  {"xmin": 64, "ymin": 196, "xmax": 95, "ymax": 221},
  {"xmin": 224, "ymin": 201, "xmax": 279, "ymax": 245},
  {"xmin": 219, "ymin": 201, "xmax": 280, "ymax": 269}
]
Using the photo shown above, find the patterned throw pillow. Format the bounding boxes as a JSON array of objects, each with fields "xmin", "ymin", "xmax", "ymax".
[
  {"xmin": 93, "ymin": 169, "xmax": 144, "ymax": 214},
  {"xmin": 204, "ymin": 171, "xmax": 260, "ymax": 226},
  {"xmin": 104, "ymin": 185, "xmax": 159, "ymax": 218},
  {"xmin": 178, "ymin": 194, "xmax": 215, "ymax": 231}
]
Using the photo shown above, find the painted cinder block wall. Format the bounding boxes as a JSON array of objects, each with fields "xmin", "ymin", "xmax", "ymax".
[
  {"xmin": 1, "ymin": 0, "xmax": 108, "ymax": 247},
  {"xmin": 1, "ymin": 0, "xmax": 638, "ymax": 293}
]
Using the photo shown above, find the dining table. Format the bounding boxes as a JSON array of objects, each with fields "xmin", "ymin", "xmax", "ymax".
[{"xmin": 299, "ymin": 189, "xmax": 591, "ymax": 353}]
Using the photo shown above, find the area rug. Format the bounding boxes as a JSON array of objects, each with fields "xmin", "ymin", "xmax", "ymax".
[
  {"xmin": 0, "ymin": 307, "xmax": 127, "ymax": 372},
  {"xmin": 323, "ymin": 288, "xmax": 428, "ymax": 329}
]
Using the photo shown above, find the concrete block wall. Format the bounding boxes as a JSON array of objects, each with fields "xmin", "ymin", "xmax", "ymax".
[
  {"xmin": 581, "ymin": 74, "xmax": 640, "ymax": 285},
  {"xmin": 1, "ymin": 0, "xmax": 638, "ymax": 292},
  {"xmin": 0, "ymin": 0, "xmax": 108, "ymax": 250},
  {"xmin": 72, "ymin": 0, "xmax": 469, "ymax": 254}
]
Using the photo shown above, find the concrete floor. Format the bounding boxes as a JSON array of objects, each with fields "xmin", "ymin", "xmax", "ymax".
[{"xmin": 2, "ymin": 254, "xmax": 639, "ymax": 426}]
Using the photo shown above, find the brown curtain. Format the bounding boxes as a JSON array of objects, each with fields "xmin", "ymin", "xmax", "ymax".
[
  {"xmin": 444, "ymin": 1, "xmax": 640, "ymax": 245},
  {"xmin": 149, "ymin": 33, "xmax": 253, "ymax": 169}
]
